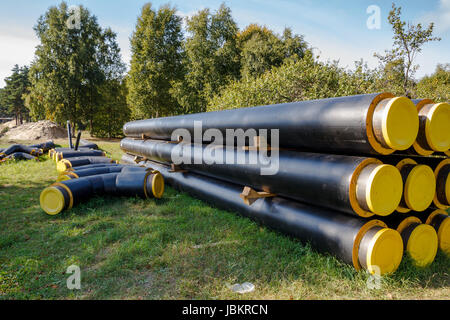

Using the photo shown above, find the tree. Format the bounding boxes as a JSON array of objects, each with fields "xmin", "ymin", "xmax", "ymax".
[
  {"xmin": 374, "ymin": 3, "xmax": 441, "ymax": 96},
  {"xmin": 127, "ymin": 3, "xmax": 184, "ymax": 119},
  {"xmin": 416, "ymin": 64, "xmax": 450, "ymax": 102},
  {"xmin": 26, "ymin": 2, "xmax": 125, "ymax": 133},
  {"xmin": 170, "ymin": 3, "xmax": 241, "ymax": 114},
  {"xmin": 1, "ymin": 65, "xmax": 30, "ymax": 125},
  {"xmin": 207, "ymin": 52, "xmax": 378, "ymax": 112},
  {"xmin": 238, "ymin": 25, "xmax": 307, "ymax": 78}
]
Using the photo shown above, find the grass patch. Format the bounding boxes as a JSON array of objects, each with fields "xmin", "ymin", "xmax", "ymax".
[{"xmin": 0, "ymin": 139, "xmax": 449, "ymax": 299}]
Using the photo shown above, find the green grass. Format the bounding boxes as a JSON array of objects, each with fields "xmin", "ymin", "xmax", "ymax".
[{"xmin": 0, "ymin": 139, "xmax": 449, "ymax": 299}]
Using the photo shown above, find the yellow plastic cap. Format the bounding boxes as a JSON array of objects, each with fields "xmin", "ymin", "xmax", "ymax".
[
  {"xmin": 366, "ymin": 228, "xmax": 404, "ymax": 275},
  {"xmin": 56, "ymin": 161, "xmax": 69, "ymax": 173},
  {"xmin": 382, "ymin": 97, "xmax": 419, "ymax": 150},
  {"xmin": 406, "ymin": 224, "xmax": 438, "ymax": 267},
  {"xmin": 437, "ymin": 217, "xmax": 450, "ymax": 255},
  {"xmin": 366, "ymin": 164, "xmax": 403, "ymax": 216},
  {"xmin": 56, "ymin": 175, "xmax": 72, "ymax": 182},
  {"xmin": 151, "ymin": 172, "xmax": 165, "ymax": 198},
  {"xmin": 404, "ymin": 165, "xmax": 436, "ymax": 211},
  {"xmin": 40, "ymin": 186, "xmax": 65, "ymax": 215},
  {"xmin": 425, "ymin": 102, "xmax": 450, "ymax": 152}
]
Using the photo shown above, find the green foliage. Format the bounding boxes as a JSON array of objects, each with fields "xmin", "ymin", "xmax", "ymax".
[
  {"xmin": 26, "ymin": 2, "xmax": 125, "ymax": 133},
  {"xmin": 416, "ymin": 64, "xmax": 450, "ymax": 102},
  {"xmin": 374, "ymin": 3, "xmax": 441, "ymax": 96},
  {"xmin": 91, "ymin": 80, "xmax": 130, "ymax": 138},
  {"xmin": 127, "ymin": 3, "xmax": 184, "ymax": 119},
  {"xmin": 238, "ymin": 25, "xmax": 307, "ymax": 78},
  {"xmin": 1, "ymin": 65, "xmax": 30, "ymax": 123},
  {"xmin": 207, "ymin": 53, "xmax": 378, "ymax": 111},
  {"xmin": 170, "ymin": 4, "xmax": 241, "ymax": 114}
]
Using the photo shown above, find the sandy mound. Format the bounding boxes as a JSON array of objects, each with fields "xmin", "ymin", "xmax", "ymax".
[{"xmin": 2, "ymin": 120, "xmax": 67, "ymax": 140}]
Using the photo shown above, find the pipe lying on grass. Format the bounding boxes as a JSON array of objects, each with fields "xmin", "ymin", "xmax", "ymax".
[
  {"xmin": 58, "ymin": 165, "xmax": 151, "ymax": 181},
  {"xmin": 135, "ymin": 159, "xmax": 403, "ymax": 275},
  {"xmin": 120, "ymin": 138, "xmax": 404, "ymax": 217},
  {"xmin": 56, "ymin": 156, "xmax": 116, "ymax": 173},
  {"xmin": 55, "ymin": 149, "xmax": 106, "ymax": 161},
  {"xmin": 409, "ymin": 99, "xmax": 450, "ymax": 155},
  {"xmin": 63, "ymin": 162, "xmax": 121, "ymax": 172},
  {"xmin": 379, "ymin": 214, "xmax": 438, "ymax": 267},
  {"xmin": 40, "ymin": 169, "xmax": 164, "ymax": 216},
  {"xmin": 3, "ymin": 152, "xmax": 38, "ymax": 161},
  {"xmin": 123, "ymin": 93, "xmax": 419, "ymax": 155}
]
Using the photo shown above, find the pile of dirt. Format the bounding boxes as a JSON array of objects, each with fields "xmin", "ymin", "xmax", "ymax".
[{"xmin": 1, "ymin": 120, "xmax": 67, "ymax": 140}]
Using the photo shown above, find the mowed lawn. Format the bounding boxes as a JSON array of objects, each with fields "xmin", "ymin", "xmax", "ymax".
[{"xmin": 0, "ymin": 139, "xmax": 449, "ymax": 299}]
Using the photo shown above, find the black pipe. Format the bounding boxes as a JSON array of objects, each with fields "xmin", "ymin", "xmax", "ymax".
[
  {"xmin": 74, "ymin": 131, "xmax": 82, "ymax": 151},
  {"xmin": 140, "ymin": 159, "xmax": 403, "ymax": 274},
  {"xmin": 120, "ymin": 138, "xmax": 404, "ymax": 217},
  {"xmin": 1, "ymin": 144, "xmax": 42, "ymax": 156},
  {"xmin": 3, "ymin": 152, "xmax": 37, "ymax": 161},
  {"xmin": 123, "ymin": 93, "xmax": 419, "ymax": 155},
  {"xmin": 408, "ymin": 99, "xmax": 450, "ymax": 155},
  {"xmin": 29, "ymin": 141, "xmax": 55, "ymax": 152},
  {"xmin": 58, "ymin": 165, "xmax": 150, "ymax": 181},
  {"xmin": 67, "ymin": 120, "xmax": 73, "ymax": 149},
  {"xmin": 56, "ymin": 156, "xmax": 116, "ymax": 172},
  {"xmin": 64, "ymin": 162, "xmax": 121, "ymax": 172},
  {"xmin": 55, "ymin": 149, "xmax": 106, "ymax": 161},
  {"xmin": 79, "ymin": 139, "xmax": 98, "ymax": 150},
  {"xmin": 40, "ymin": 170, "xmax": 164, "ymax": 216},
  {"xmin": 378, "ymin": 214, "xmax": 438, "ymax": 267}
]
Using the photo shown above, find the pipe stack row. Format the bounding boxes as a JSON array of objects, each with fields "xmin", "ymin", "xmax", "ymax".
[
  {"xmin": 120, "ymin": 93, "xmax": 450, "ymax": 275},
  {"xmin": 0, "ymin": 141, "xmax": 55, "ymax": 163},
  {"xmin": 39, "ymin": 122, "xmax": 165, "ymax": 215}
]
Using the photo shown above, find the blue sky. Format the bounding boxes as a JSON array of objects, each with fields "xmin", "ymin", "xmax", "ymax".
[{"xmin": 0, "ymin": 0, "xmax": 449, "ymax": 87}]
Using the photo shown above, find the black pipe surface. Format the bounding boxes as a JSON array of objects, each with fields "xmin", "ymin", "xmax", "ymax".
[
  {"xmin": 140, "ymin": 160, "xmax": 403, "ymax": 274},
  {"xmin": 120, "ymin": 138, "xmax": 403, "ymax": 217},
  {"xmin": 123, "ymin": 93, "xmax": 418, "ymax": 155}
]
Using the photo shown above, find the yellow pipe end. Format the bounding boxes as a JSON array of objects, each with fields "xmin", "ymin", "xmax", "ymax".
[
  {"xmin": 404, "ymin": 165, "xmax": 436, "ymax": 211},
  {"xmin": 406, "ymin": 224, "xmax": 438, "ymax": 267},
  {"xmin": 366, "ymin": 164, "xmax": 403, "ymax": 216},
  {"xmin": 40, "ymin": 186, "xmax": 65, "ymax": 215},
  {"xmin": 425, "ymin": 102, "xmax": 450, "ymax": 152},
  {"xmin": 382, "ymin": 97, "xmax": 419, "ymax": 150},
  {"xmin": 366, "ymin": 228, "xmax": 404, "ymax": 275},
  {"xmin": 437, "ymin": 217, "xmax": 450, "ymax": 255}
]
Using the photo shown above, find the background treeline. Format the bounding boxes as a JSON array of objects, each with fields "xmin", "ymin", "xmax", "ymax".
[{"xmin": 0, "ymin": 2, "xmax": 448, "ymax": 137}]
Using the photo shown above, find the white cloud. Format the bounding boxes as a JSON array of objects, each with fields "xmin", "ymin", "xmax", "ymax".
[
  {"xmin": 421, "ymin": 0, "xmax": 450, "ymax": 34},
  {"xmin": 0, "ymin": 31, "xmax": 38, "ymax": 87}
]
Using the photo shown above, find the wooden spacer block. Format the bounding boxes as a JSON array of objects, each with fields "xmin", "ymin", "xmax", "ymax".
[{"xmin": 239, "ymin": 186, "xmax": 276, "ymax": 205}]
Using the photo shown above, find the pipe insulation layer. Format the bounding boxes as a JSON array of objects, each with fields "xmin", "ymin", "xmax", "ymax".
[
  {"xmin": 55, "ymin": 149, "xmax": 106, "ymax": 161},
  {"xmin": 379, "ymin": 214, "xmax": 438, "ymax": 267},
  {"xmin": 411, "ymin": 99, "xmax": 450, "ymax": 154},
  {"xmin": 120, "ymin": 138, "xmax": 403, "ymax": 217},
  {"xmin": 142, "ymin": 159, "xmax": 403, "ymax": 274},
  {"xmin": 56, "ymin": 156, "xmax": 116, "ymax": 172},
  {"xmin": 40, "ymin": 169, "xmax": 164, "ymax": 215},
  {"xmin": 123, "ymin": 93, "xmax": 419, "ymax": 155},
  {"xmin": 58, "ymin": 165, "xmax": 151, "ymax": 181}
]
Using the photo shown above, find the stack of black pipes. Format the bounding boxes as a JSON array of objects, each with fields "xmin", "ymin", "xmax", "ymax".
[{"xmin": 120, "ymin": 93, "xmax": 450, "ymax": 274}]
